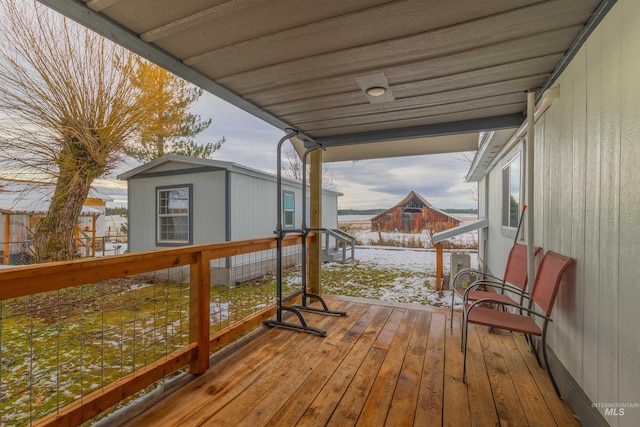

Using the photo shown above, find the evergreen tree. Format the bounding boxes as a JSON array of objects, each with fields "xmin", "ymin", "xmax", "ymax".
[{"xmin": 126, "ymin": 58, "xmax": 224, "ymax": 162}]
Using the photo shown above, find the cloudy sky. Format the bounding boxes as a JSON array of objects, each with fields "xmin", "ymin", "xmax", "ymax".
[{"xmin": 187, "ymin": 91, "xmax": 478, "ymax": 211}]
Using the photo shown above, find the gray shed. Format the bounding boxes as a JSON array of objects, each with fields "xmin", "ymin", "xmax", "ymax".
[{"xmin": 118, "ymin": 155, "xmax": 341, "ymax": 285}]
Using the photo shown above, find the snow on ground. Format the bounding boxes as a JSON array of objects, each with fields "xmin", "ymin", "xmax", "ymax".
[
  {"xmin": 322, "ymin": 246, "xmax": 477, "ymax": 309},
  {"xmin": 354, "ymin": 229, "xmax": 477, "ymax": 248},
  {"xmin": 355, "ymin": 246, "xmax": 477, "ymax": 272}
]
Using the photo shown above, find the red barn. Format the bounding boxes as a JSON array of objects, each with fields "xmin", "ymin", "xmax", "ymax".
[{"xmin": 370, "ymin": 191, "xmax": 461, "ymax": 233}]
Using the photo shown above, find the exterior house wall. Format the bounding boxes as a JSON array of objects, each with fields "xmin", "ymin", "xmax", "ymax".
[
  {"xmin": 485, "ymin": 142, "xmax": 525, "ymax": 277},
  {"xmin": 484, "ymin": 2, "xmax": 639, "ymax": 423}
]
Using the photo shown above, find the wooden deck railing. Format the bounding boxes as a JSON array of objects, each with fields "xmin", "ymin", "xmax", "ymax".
[{"xmin": 0, "ymin": 234, "xmax": 309, "ymax": 427}]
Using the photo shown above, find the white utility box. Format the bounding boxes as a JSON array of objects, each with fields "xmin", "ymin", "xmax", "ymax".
[{"xmin": 450, "ymin": 251, "xmax": 471, "ymax": 288}]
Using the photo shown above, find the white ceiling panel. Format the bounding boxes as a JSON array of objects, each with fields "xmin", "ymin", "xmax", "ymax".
[{"xmin": 40, "ymin": 0, "xmax": 609, "ymax": 158}]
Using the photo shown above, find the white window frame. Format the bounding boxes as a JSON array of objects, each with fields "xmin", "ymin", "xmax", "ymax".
[
  {"xmin": 502, "ymin": 153, "xmax": 522, "ymax": 233},
  {"xmin": 156, "ymin": 184, "xmax": 192, "ymax": 245},
  {"xmin": 283, "ymin": 190, "xmax": 295, "ymax": 228}
]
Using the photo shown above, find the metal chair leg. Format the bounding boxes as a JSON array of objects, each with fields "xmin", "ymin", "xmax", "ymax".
[
  {"xmin": 529, "ymin": 335, "xmax": 543, "ymax": 367},
  {"xmin": 460, "ymin": 303, "xmax": 469, "ymax": 352},
  {"xmin": 542, "ymin": 329, "xmax": 561, "ymax": 397},
  {"xmin": 450, "ymin": 290, "xmax": 455, "ymax": 332},
  {"xmin": 462, "ymin": 321, "xmax": 469, "ymax": 383}
]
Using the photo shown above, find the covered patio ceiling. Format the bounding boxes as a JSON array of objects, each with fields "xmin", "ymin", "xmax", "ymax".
[{"xmin": 39, "ymin": 0, "xmax": 611, "ymax": 164}]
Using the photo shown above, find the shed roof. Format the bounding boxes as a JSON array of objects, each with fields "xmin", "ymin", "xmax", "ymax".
[
  {"xmin": 117, "ymin": 154, "xmax": 343, "ymax": 196},
  {"xmin": 40, "ymin": 0, "xmax": 612, "ymax": 168}
]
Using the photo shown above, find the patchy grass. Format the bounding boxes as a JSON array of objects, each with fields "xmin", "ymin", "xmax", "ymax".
[
  {"xmin": 321, "ymin": 262, "xmax": 449, "ymax": 307},
  {"xmin": 0, "ymin": 271, "xmax": 301, "ymax": 426}
]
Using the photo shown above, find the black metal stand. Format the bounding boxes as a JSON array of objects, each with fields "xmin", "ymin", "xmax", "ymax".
[{"xmin": 263, "ymin": 130, "xmax": 347, "ymax": 337}]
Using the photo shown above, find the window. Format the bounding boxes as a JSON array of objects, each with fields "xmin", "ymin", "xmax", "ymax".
[
  {"xmin": 502, "ymin": 153, "xmax": 521, "ymax": 228},
  {"xmin": 283, "ymin": 191, "xmax": 295, "ymax": 228},
  {"xmin": 157, "ymin": 185, "xmax": 192, "ymax": 245}
]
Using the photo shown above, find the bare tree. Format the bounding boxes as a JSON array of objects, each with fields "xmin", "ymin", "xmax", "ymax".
[
  {"xmin": 283, "ymin": 146, "xmax": 334, "ymax": 188},
  {"xmin": 0, "ymin": 2, "xmax": 167, "ymax": 261},
  {"xmin": 454, "ymin": 151, "xmax": 478, "ymax": 202}
]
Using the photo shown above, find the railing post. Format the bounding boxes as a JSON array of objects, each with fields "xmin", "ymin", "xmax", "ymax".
[
  {"xmin": 309, "ymin": 149, "xmax": 322, "ymax": 294},
  {"xmin": 350, "ymin": 236, "xmax": 355, "ymax": 261},
  {"xmin": 190, "ymin": 250, "xmax": 211, "ymax": 374},
  {"xmin": 435, "ymin": 242, "xmax": 443, "ymax": 291}
]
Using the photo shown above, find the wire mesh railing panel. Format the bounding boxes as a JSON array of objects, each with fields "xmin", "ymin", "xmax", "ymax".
[
  {"xmin": 208, "ymin": 244, "xmax": 303, "ymax": 334},
  {"xmin": 0, "ymin": 267, "xmax": 191, "ymax": 426},
  {"xmin": 0, "ymin": 235, "xmax": 309, "ymax": 425}
]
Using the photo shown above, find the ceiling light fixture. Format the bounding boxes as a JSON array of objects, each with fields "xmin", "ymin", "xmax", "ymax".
[{"xmin": 366, "ymin": 86, "xmax": 387, "ymax": 97}]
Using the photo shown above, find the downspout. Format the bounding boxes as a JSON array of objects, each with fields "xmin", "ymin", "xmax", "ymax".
[
  {"xmin": 482, "ymin": 176, "xmax": 489, "ymax": 271},
  {"xmin": 526, "ymin": 90, "xmax": 536, "ymax": 291},
  {"xmin": 225, "ymin": 170, "xmax": 231, "ymax": 269}
]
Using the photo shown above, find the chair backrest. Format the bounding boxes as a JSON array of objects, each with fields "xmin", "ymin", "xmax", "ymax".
[
  {"xmin": 531, "ymin": 251, "xmax": 575, "ymax": 315},
  {"xmin": 503, "ymin": 243, "xmax": 542, "ymax": 291}
]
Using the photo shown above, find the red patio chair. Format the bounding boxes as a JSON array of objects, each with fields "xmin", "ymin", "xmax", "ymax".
[
  {"xmin": 450, "ymin": 243, "xmax": 540, "ymax": 332},
  {"xmin": 462, "ymin": 251, "xmax": 575, "ymax": 396}
]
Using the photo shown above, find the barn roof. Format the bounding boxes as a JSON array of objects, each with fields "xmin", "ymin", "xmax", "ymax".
[{"xmin": 371, "ymin": 190, "xmax": 461, "ymax": 223}]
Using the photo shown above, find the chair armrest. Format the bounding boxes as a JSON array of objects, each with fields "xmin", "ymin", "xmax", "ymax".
[
  {"xmin": 452, "ymin": 269, "xmax": 504, "ymax": 293},
  {"xmin": 452, "ymin": 267, "xmax": 482, "ymax": 284},
  {"xmin": 463, "ymin": 281, "xmax": 528, "ymax": 299},
  {"xmin": 462, "ymin": 280, "xmax": 516, "ymax": 303},
  {"xmin": 453, "ymin": 268, "xmax": 503, "ymax": 284},
  {"xmin": 465, "ymin": 298, "xmax": 552, "ymax": 323}
]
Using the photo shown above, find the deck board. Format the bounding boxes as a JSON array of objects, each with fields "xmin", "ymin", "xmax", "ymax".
[
  {"xmin": 112, "ymin": 297, "xmax": 580, "ymax": 427},
  {"xmin": 443, "ymin": 315, "xmax": 472, "ymax": 427},
  {"xmin": 477, "ymin": 325, "xmax": 529, "ymax": 426},
  {"xmin": 416, "ymin": 311, "xmax": 445, "ymax": 425}
]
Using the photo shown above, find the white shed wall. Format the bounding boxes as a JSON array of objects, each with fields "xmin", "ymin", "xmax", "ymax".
[
  {"xmin": 229, "ymin": 170, "xmax": 339, "ymax": 240},
  {"xmin": 485, "ymin": 2, "xmax": 640, "ymax": 423},
  {"xmin": 322, "ymin": 192, "xmax": 339, "ymax": 229},
  {"xmin": 229, "ymin": 171, "xmax": 279, "ymax": 240},
  {"xmin": 127, "ymin": 170, "xmax": 226, "ymax": 252}
]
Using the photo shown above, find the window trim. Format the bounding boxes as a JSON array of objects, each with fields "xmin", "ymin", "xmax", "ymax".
[
  {"xmin": 282, "ymin": 190, "xmax": 295, "ymax": 228},
  {"xmin": 501, "ymin": 152, "xmax": 522, "ymax": 238},
  {"xmin": 156, "ymin": 184, "xmax": 193, "ymax": 246}
]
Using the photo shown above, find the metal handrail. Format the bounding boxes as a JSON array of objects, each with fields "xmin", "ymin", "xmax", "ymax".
[{"xmin": 316, "ymin": 228, "xmax": 355, "ymax": 263}]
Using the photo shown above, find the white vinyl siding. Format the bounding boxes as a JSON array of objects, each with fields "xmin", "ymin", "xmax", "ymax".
[{"xmin": 485, "ymin": 2, "xmax": 640, "ymax": 423}]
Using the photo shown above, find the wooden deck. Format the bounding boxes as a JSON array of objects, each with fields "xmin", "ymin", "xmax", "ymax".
[{"xmin": 109, "ymin": 297, "xmax": 581, "ymax": 426}]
